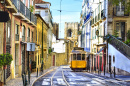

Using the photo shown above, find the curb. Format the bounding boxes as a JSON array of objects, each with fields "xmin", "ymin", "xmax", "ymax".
[{"xmin": 31, "ymin": 67, "xmax": 58, "ymax": 86}]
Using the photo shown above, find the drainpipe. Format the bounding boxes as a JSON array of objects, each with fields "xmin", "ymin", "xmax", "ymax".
[
  {"xmin": 41, "ymin": 22, "xmax": 43, "ymax": 72},
  {"xmin": 3, "ymin": 0, "xmax": 6, "ymax": 84}
]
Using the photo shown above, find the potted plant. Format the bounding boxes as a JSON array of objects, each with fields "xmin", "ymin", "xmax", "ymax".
[{"xmin": 0, "ymin": 53, "xmax": 13, "ymax": 85}]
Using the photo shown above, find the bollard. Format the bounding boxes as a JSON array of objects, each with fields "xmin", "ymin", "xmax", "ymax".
[
  {"xmin": 25, "ymin": 73, "xmax": 27, "ymax": 86},
  {"xmin": 22, "ymin": 74, "xmax": 25, "ymax": 86},
  {"xmin": 28, "ymin": 70, "xmax": 30, "ymax": 84},
  {"xmin": 37, "ymin": 68, "xmax": 38, "ymax": 77}
]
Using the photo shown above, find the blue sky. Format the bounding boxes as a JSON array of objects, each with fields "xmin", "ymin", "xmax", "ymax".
[{"xmin": 46, "ymin": 0, "xmax": 82, "ymax": 38}]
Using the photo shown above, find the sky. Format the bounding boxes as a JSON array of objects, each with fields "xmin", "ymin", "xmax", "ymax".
[{"xmin": 46, "ymin": 0, "xmax": 82, "ymax": 38}]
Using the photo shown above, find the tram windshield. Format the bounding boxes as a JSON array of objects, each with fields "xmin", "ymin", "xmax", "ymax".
[
  {"xmin": 77, "ymin": 54, "xmax": 81, "ymax": 60},
  {"xmin": 73, "ymin": 54, "xmax": 76, "ymax": 60},
  {"xmin": 82, "ymin": 54, "xmax": 85, "ymax": 60}
]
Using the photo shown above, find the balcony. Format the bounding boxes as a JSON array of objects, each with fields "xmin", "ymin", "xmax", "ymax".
[
  {"xmin": 22, "ymin": 36, "xmax": 25, "ymax": 42},
  {"xmin": 3, "ymin": 0, "xmax": 17, "ymax": 13},
  {"xmin": 113, "ymin": 7, "xmax": 129, "ymax": 17},
  {"xmin": 15, "ymin": 34, "xmax": 19, "ymax": 41},
  {"xmin": 27, "ymin": 37, "xmax": 30, "ymax": 42},
  {"xmin": 11, "ymin": 0, "xmax": 37, "ymax": 26}
]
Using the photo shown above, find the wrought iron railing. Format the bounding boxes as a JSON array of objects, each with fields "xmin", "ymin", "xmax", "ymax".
[
  {"xmin": 15, "ymin": 34, "xmax": 19, "ymax": 41},
  {"xmin": 25, "ymin": 7, "xmax": 30, "ymax": 20},
  {"xmin": 11, "ymin": 0, "xmax": 36, "ymax": 25},
  {"xmin": 108, "ymin": 35, "xmax": 130, "ymax": 58},
  {"xmin": 19, "ymin": 0, "xmax": 25, "ymax": 16},
  {"xmin": 22, "ymin": 36, "xmax": 25, "ymax": 42},
  {"xmin": 113, "ymin": 7, "xmax": 129, "ymax": 16},
  {"xmin": 27, "ymin": 37, "xmax": 30, "ymax": 42}
]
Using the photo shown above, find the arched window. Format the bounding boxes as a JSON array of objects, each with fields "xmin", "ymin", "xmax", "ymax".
[{"xmin": 67, "ymin": 29, "xmax": 72, "ymax": 37}]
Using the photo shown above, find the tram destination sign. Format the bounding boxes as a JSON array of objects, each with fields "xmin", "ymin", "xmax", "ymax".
[{"xmin": 74, "ymin": 47, "xmax": 84, "ymax": 51}]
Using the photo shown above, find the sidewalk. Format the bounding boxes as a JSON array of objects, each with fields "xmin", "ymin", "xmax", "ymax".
[
  {"xmin": 90, "ymin": 71, "xmax": 130, "ymax": 81},
  {"xmin": 4, "ymin": 66, "xmax": 57, "ymax": 86}
]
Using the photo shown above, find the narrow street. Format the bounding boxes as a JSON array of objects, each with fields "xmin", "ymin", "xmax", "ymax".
[{"xmin": 33, "ymin": 66, "xmax": 130, "ymax": 86}]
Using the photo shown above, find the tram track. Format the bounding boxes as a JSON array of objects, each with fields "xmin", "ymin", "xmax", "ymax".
[
  {"xmin": 76, "ymin": 72, "xmax": 124, "ymax": 86},
  {"xmin": 51, "ymin": 67, "xmax": 70, "ymax": 86}
]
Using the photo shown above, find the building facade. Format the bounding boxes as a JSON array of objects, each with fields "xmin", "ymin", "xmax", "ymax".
[
  {"xmin": 53, "ymin": 22, "xmax": 59, "ymax": 40},
  {"xmin": 64, "ymin": 22, "xmax": 79, "ymax": 63},
  {"xmin": 35, "ymin": 0, "xmax": 53, "ymax": 52},
  {"xmin": 0, "ymin": 0, "xmax": 37, "ymax": 82}
]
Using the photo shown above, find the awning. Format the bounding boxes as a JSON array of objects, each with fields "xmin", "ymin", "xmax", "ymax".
[{"xmin": 96, "ymin": 47, "xmax": 104, "ymax": 55}]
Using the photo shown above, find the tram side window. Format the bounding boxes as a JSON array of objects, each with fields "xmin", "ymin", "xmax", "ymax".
[
  {"xmin": 77, "ymin": 54, "xmax": 81, "ymax": 60},
  {"xmin": 73, "ymin": 54, "xmax": 76, "ymax": 60},
  {"xmin": 82, "ymin": 54, "xmax": 85, "ymax": 60}
]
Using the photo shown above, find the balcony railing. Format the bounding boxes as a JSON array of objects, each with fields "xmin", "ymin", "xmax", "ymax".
[
  {"xmin": 108, "ymin": 35, "xmax": 130, "ymax": 58},
  {"xmin": 113, "ymin": 7, "xmax": 129, "ymax": 16},
  {"xmin": 22, "ymin": 36, "xmax": 25, "ymax": 41},
  {"xmin": 11, "ymin": 0, "xmax": 37, "ymax": 25},
  {"xmin": 26, "ymin": 7, "xmax": 30, "ymax": 20},
  {"xmin": 27, "ymin": 37, "xmax": 30, "ymax": 42},
  {"xmin": 15, "ymin": 34, "xmax": 19, "ymax": 41}
]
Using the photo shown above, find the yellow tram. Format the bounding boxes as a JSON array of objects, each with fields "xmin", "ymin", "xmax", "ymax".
[{"xmin": 70, "ymin": 47, "xmax": 88, "ymax": 71}]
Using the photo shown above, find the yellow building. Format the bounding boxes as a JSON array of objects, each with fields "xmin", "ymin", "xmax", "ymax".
[{"xmin": 35, "ymin": 14, "xmax": 52, "ymax": 73}]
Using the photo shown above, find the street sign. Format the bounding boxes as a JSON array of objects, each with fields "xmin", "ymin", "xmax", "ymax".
[
  {"xmin": 27, "ymin": 43, "xmax": 35, "ymax": 51},
  {"xmin": 0, "ymin": 11, "xmax": 9, "ymax": 22}
]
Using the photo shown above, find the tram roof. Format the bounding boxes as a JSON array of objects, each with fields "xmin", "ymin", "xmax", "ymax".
[{"xmin": 71, "ymin": 50, "xmax": 88, "ymax": 54}]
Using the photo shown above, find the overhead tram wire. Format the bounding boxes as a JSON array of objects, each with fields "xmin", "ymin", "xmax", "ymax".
[{"xmin": 51, "ymin": 8, "xmax": 80, "ymax": 12}]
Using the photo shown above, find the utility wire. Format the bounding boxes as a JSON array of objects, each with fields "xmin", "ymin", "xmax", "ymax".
[{"xmin": 51, "ymin": 8, "xmax": 80, "ymax": 12}]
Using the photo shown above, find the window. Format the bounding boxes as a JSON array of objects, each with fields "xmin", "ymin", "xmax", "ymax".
[
  {"xmin": 16, "ymin": 24, "xmax": 19, "ymax": 34},
  {"xmin": 22, "ymin": 26, "xmax": 25, "ymax": 36},
  {"xmin": 82, "ymin": 54, "xmax": 85, "ymax": 60},
  {"xmin": 77, "ymin": 54, "xmax": 81, "ymax": 60},
  {"xmin": 45, "ymin": 10, "xmax": 48, "ymax": 16},
  {"xmin": 67, "ymin": 29, "xmax": 72, "ymax": 37},
  {"xmin": 113, "ymin": 56, "xmax": 115, "ymax": 63},
  {"xmin": 32, "ymin": 0, "xmax": 33, "ymax": 5},
  {"xmin": 73, "ymin": 54, "xmax": 76, "ymax": 60},
  {"xmin": 28, "ymin": 0, "xmax": 30, "ymax": 8},
  {"xmin": 28, "ymin": 28, "xmax": 30, "ymax": 37},
  {"xmin": 23, "ymin": 0, "xmax": 26, "ymax": 4},
  {"xmin": 32, "ymin": 32, "xmax": 33, "ymax": 38}
]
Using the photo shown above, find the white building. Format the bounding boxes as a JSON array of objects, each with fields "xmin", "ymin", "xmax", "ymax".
[{"xmin": 35, "ymin": 0, "xmax": 53, "ymax": 49}]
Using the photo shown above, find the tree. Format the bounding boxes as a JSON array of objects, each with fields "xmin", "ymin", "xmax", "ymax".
[{"xmin": 109, "ymin": 0, "xmax": 130, "ymax": 13}]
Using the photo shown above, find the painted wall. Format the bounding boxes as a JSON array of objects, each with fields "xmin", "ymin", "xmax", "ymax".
[{"xmin": 108, "ymin": 43, "xmax": 130, "ymax": 73}]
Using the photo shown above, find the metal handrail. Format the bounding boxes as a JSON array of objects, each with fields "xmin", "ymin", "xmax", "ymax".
[{"xmin": 109, "ymin": 35, "xmax": 130, "ymax": 58}]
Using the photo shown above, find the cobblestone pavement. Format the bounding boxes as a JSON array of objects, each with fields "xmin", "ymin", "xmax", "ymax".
[{"xmin": 4, "ymin": 66, "xmax": 56, "ymax": 86}]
